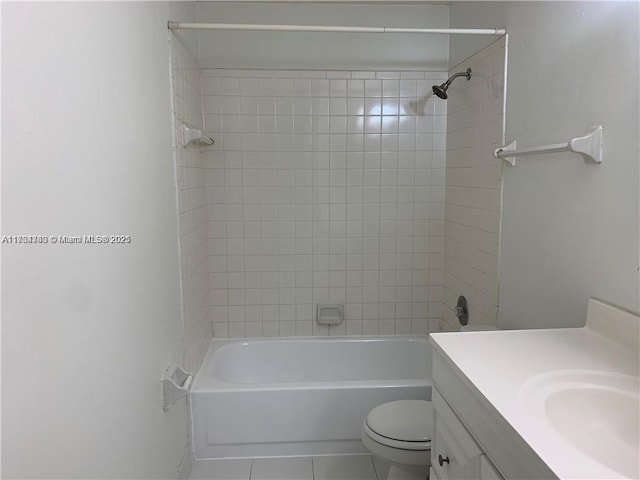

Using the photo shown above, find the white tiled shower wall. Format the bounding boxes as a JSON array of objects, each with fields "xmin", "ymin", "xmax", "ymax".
[
  {"xmin": 442, "ymin": 38, "xmax": 506, "ymax": 330},
  {"xmin": 169, "ymin": 36, "xmax": 213, "ymax": 372},
  {"xmin": 202, "ymin": 69, "xmax": 448, "ymax": 338}
]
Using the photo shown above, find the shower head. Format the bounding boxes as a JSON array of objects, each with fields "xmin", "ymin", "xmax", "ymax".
[
  {"xmin": 432, "ymin": 67, "xmax": 472, "ymax": 100},
  {"xmin": 432, "ymin": 84, "xmax": 449, "ymax": 100}
]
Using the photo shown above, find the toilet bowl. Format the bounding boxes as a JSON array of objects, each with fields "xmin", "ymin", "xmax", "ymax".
[{"xmin": 361, "ymin": 400, "xmax": 432, "ymax": 477}]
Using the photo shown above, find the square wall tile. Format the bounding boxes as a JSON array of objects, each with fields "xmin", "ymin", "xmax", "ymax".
[{"xmin": 203, "ymin": 69, "xmax": 448, "ymax": 338}]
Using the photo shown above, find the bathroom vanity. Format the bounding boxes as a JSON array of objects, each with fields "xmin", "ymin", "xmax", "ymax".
[{"xmin": 429, "ymin": 299, "xmax": 639, "ymax": 480}]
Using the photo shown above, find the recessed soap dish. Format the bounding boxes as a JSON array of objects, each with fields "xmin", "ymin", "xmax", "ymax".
[{"xmin": 317, "ymin": 304, "xmax": 343, "ymax": 325}]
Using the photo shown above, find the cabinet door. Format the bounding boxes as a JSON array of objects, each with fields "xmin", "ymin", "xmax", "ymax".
[
  {"xmin": 480, "ymin": 455, "xmax": 504, "ymax": 480},
  {"xmin": 431, "ymin": 390, "xmax": 482, "ymax": 480}
]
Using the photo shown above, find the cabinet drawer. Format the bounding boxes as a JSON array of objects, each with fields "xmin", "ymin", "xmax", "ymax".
[{"xmin": 431, "ymin": 389, "xmax": 482, "ymax": 480}]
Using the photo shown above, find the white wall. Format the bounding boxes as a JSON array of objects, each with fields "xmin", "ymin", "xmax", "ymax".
[
  {"xmin": 2, "ymin": 2, "xmax": 196, "ymax": 478},
  {"xmin": 451, "ymin": 2, "xmax": 640, "ymax": 328},
  {"xmin": 441, "ymin": 38, "xmax": 506, "ymax": 331},
  {"xmin": 202, "ymin": 69, "xmax": 447, "ymax": 337},
  {"xmin": 196, "ymin": 3, "xmax": 449, "ymax": 71}
]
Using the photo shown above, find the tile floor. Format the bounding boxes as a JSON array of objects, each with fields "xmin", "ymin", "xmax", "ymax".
[{"xmin": 188, "ymin": 455, "xmax": 426, "ymax": 480}]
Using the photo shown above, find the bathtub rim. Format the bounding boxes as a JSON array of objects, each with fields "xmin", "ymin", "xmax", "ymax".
[{"xmin": 192, "ymin": 334, "xmax": 431, "ymax": 392}]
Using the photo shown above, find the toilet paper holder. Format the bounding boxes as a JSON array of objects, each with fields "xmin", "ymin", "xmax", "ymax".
[{"xmin": 161, "ymin": 364, "xmax": 193, "ymax": 411}]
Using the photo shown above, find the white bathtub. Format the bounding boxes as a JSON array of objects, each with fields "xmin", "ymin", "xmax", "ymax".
[{"xmin": 190, "ymin": 336, "xmax": 432, "ymax": 459}]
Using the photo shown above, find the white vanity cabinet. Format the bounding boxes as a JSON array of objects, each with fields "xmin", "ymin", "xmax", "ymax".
[
  {"xmin": 430, "ymin": 389, "xmax": 503, "ymax": 480},
  {"xmin": 428, "ymin": 300, "xmax": 639, "ymax": 480},
  {"xmin": 429, "ymin": 346, "xmax": 555, "ymax": 480}
]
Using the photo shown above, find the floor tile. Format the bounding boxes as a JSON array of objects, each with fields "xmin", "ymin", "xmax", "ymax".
[
  {"xmin": 371, "ymin": 457, "xmax": 427, "ymax": 480},
  {"xmin": 250, "ymin": 457, "xmax": 313, "ymax": 480},
  {"xmin": 313, "ymin": 455, "xmax": 378, "ymax": 480},
  {"xmin": 189, "ymin": 459, "xmax": 252, "ymax": 480}
]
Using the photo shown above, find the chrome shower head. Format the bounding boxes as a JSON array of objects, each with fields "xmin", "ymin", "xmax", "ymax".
[{"xmin": 432, "ymin": 67, "xmax": 472, "ymax": 100}]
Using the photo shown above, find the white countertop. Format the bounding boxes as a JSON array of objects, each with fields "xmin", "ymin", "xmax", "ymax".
[{"xmin": 430, "ymin": 300, "xmax": 639, "ymax": 479}]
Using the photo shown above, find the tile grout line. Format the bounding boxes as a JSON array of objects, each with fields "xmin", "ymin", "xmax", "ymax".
[{"xmin": 369, "ymin": 455, "xmax": 380, "ymax": 480}]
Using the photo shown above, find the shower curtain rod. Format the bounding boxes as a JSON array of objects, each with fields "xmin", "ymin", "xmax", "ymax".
[{"xmin": 167, "ymin": 22, "xmax": 506, "ymax": 35}]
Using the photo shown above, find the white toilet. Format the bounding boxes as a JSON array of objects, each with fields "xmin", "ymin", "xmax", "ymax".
[
  {"xmin": 361, "ymin": 325, "xmax": 499, "ymax": 478},
  {"xmin": 361, "ymin": 399, "xmax": 432, "ymax": 479}
]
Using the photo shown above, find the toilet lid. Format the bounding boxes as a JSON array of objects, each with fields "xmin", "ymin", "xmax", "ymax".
[{"xmin": 365, "ymin": 400, "xmax": 432, "ymax": 442}]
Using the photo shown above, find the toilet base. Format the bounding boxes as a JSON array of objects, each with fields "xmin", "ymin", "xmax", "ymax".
[{"xmin": 361, "ymin": 430, "xmax": 430, "ymax": 466}]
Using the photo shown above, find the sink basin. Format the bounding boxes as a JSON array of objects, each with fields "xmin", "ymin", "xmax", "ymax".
[
  {"xmin": 520, "ymin": 370, "xmax": 640, "ymax": 478},
  {"xmin": 546, "ymin": 383, "xmax": 639, "ymax": 477}
]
